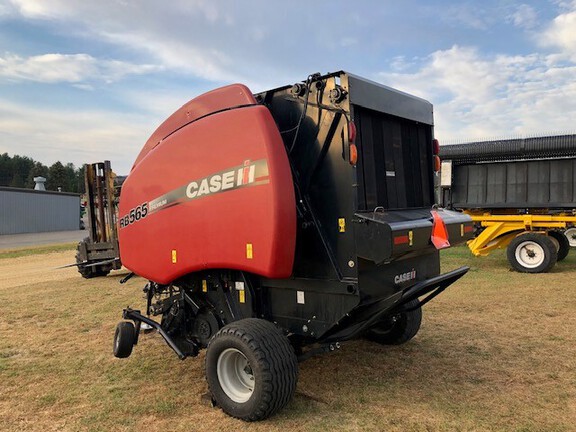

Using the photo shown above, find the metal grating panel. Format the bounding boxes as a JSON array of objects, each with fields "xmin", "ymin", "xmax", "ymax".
[{"xmin": 355, "ymin": 106, "xmax": 434, "ymax": 210}]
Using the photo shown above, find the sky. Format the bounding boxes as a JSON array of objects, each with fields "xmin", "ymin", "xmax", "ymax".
[{"xmin": 0, "ymin": 0, "xmax": 575, "ymax": 174}]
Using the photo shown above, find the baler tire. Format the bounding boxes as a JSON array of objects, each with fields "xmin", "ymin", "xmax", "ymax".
[
  {"xmin": 365, "ymin": 299, "xmax": 422, "ymax": 345},
  {"xmin": 113, "ymin": 321, "xmax": 135, "ymax": 358},
  {"xmin": 205, "ymin": 318, "xmax": 298, "ymax": 421},
  {"xmin": 548, "ymin": 231, "xmax": 570, "ymax": 261},
  {"xmin": 507, "ymin": 233, "xmax": 557, "ymax": 273}
]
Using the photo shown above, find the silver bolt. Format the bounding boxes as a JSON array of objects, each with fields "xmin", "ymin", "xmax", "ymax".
[
  {"xmin": 302, "ymin": 325, "xmax": 308, "ymax": 332},
  {"xmin": 348, "ymin": 260, "xmax": 355, "ymax": 268}
]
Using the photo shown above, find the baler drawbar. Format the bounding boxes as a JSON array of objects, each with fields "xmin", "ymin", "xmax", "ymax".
[{"xmin": 112, "ymin": 71, "xmax": 473, "ymax": 421}]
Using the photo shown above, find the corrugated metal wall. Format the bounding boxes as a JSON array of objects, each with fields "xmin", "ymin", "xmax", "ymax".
[{"xmin": 0, "ymin": 187, "xmax": 80, "ymax": 234}]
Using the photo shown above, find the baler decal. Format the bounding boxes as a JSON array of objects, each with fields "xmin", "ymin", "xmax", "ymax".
[
  {"xmin": 119, "ymin": 202, "xmax": 149, "ymax": 228},
  {"xmin": 119, "ymin": 159, "xmax": 269, "ymax": 229}
]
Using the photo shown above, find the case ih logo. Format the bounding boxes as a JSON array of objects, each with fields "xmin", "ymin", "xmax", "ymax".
[
  {"xmin": 120, "ymin": 159, "xmax": 269, "ymax": 229},
  {"xmin": 185, "ymin": 159, "xmax": 261, "ymax": 199},
  {"xmin": 394, "ymin": 269, "xmax": 417, "ymax": 284}
]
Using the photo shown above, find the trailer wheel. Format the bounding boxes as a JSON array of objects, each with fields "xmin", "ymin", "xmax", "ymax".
[
  {"xmin": 548, "ymin": 231, "xmax": 570, "ymax": 261},
  {"xmin": 113, "ymin": 321, "xmax": 135, "ymax": 358},
  {"xmin": 507, "ymin": 233, "xmax": 557, "ymax": 273},
  {"xmin": 365, "ymin": 299, "xmax": 422, "ymax": 345},
  {"xmin": 205, "ymin": 318, "xmax": 298, "ymax": 421},
  {"xmin": 565, "ymin": 227, "xmax": 576, "ymax": 248}
]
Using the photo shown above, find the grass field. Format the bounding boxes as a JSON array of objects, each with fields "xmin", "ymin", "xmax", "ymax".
[{"xmin": 0, "ymin": 245, "xmax": 575, "ymax": 431}]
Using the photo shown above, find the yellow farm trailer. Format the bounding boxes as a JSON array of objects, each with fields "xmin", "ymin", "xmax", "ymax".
[
  {"xmin": 440, "ymin": 134, "xmax": 576, "ymax": 273},
  {"xmin": 465, "ymin": 211, "xmax": 575, "ymax": 273}
]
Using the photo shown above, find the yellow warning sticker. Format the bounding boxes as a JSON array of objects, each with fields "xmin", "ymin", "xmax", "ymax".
[
  {"xmin": 408, "ymin": 231, "xmax": 413, "ymax": 246},
  {"xmin": 246, "ymin": 243, "xmax": 253, "ymax": 259},
  {"xmin": 171, "ymin": 249, "xmax": 177, "ymax": 263},
  {"xmin": 338, "ymin": 218, "xmax": 346, "ymax": 233},
  {"xmin": 202, "ymin": 280, "xmax": 207, "ymax": 292},
  {"xmin": 460, "ymin": 223, "xmax": 464, "ymax": 237},
  {"xmin": 239, "ymin": 290, "xmax": 245, "ymax": 303}
]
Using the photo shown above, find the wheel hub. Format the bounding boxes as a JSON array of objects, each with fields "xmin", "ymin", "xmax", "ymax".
[
  {"xmin": 217, "ymin": 348, "xmax": 254, "ymax": 403},
  {"xmin": 515, "ymin": 240, "xmax": 545, "ymax": 268}
]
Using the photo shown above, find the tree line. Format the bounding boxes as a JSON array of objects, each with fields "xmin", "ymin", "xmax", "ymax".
[{"xmin": 0, "ymin": 153, "xmax": 85, "ymax": 193}]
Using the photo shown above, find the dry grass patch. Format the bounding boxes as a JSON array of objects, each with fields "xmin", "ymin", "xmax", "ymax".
[
  {"xmin": 0, "ymin": 246, "xmax": 574, "ymax": 431},
  {"xmin": 0, "ymin": 243, "xmax": 77, "ymax": 259}
]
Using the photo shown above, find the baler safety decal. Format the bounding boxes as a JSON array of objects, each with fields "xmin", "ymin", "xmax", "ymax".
[{"xmin": 119, "ymin": 159, "xmax": 269, "ymax": 229}]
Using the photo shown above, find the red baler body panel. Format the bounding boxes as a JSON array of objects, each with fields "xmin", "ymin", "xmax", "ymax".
[
  {"xmin": 133, "ymin": 84, "xmax": 257, "ymax": 170},
  {"xmin": 119, "ymin": 100, "xmax": 296, "ymax": 284}
]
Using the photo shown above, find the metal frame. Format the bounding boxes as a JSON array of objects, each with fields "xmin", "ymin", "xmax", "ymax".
[
  {"xmin": 466, "ymin": 211, "xmax": 576, "ymax": 256},
  {"xmin": 76, "ymin": 161, "xmax": 122, "ymax": 273}
]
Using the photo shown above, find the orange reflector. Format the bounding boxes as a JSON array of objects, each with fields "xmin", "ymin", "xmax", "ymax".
[
  {"xmin": 348, "ymin": 121, "xmax": 357, "ymax": 143},
  {"xmin": 432, "ymin": 138, "xmax": 440, "ymax": 155},
  {"xmin": 434, "ymin": 155, "xmax": 441, "ymax": 172},
  {"xmin": 349, "ymin": 143, "xmax": 358, "ymax": 165},
  {"xmin": 431, "ymin": 210, "xmax": 450, "ymax": 249}
]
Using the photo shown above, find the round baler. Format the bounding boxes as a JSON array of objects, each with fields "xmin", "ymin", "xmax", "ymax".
[{"xmin": 113, "ymin": 71, "xmax": 473, "ymax": 421}]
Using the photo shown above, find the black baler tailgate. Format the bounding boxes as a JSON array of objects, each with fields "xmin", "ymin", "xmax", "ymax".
[{"xmin": 355, "ymin": 208, "xmax": 473, "ymax": 264}]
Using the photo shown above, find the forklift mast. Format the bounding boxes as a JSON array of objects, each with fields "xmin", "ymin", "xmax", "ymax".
[{"xmin": 76, "ymin": 161, "xmax": 122, "ymax": 278}]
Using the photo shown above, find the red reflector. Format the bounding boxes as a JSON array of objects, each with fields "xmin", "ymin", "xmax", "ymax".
[
  {"xmin": 431, "ymin": 210, "xmax": 450, "ymax": 249},
  {"xmin": 394, "ymin": 235, "xmax": 409, "ymax": 245},
  {"xmin": 432, "ymin": 138, "xmax": 440, "ymax": 155},
  {"xmin": 434, "ymin": 155, "xmax": 441, "ymax": 172},
  {"xmin": 464, "ymin": 225, "xmax": 474, "ymax": 233},
  {"xmin": 348, "ymin": 121, "xmax": 357, "ymax": 143}
]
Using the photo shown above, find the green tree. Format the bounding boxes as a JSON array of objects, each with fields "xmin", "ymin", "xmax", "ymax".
[
  {"xmin": 11, "ymin": 155, "xmax": 34, "ymax": 188},
  {"xmin": 9, "ymin": 171, "xmax": 25, "ymax": 188},
  {"xmin": 64, "ymin": 163, "xmax": 77, "ymax": 192},
  {"xmin": 26, "ymin": 161, "xmax": 50, "ymax": 189},
  {"xmin": 47, "ymin": 161, "xmax": 68, "ymax": 191},
  {"xmin": 76, "ymin": 164, "xmax": 86, "ymax": 194},
  {"xmin": 0, "ymin": 153, "xmax": 12, "ymax": 186}
]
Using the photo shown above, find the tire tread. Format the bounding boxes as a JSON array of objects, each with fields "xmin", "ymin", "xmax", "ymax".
[{"xmin": 206, "ymin": 318, "xmax": 298, "ymax": 421}]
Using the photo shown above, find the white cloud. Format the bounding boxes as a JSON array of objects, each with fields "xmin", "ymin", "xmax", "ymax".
[
  {"xmin": 541, "ymin": 3, "xmax": 576, "ymax": 58},
  {"xmin": 378, "ymin": 45, "xmax": 576, "ymax": 141},
  {"xmin": 0, "ymin": 2, "xmax": 14, "ymax": 16},
  {"xmin": 508, "ymin": 4, "xmax": 538, "ymax": 29},
  {"xmin": 0, "ymin": 53, "xmax": 162, "ymax": 84},
  {"xmin": 2, "ymin": 0, "xmax": 347, "ymax": 87},
  {"xmin": 0, "ymin": 99, "xmax": 156, "ymax": 173},
  {"xmin": 441, "ymin": 4, "xmax": 495, "ymax": 30},
  {"xmin": 97, "ymin": 31, "xmax": 235, "ymax": 83},
  {"xmin": 340, "ymin": 37, "xmax": 357, "ymax": 48},
  {"xmin": 2, "ymin": 0, "xmax": 576, "ymax": 161}
]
